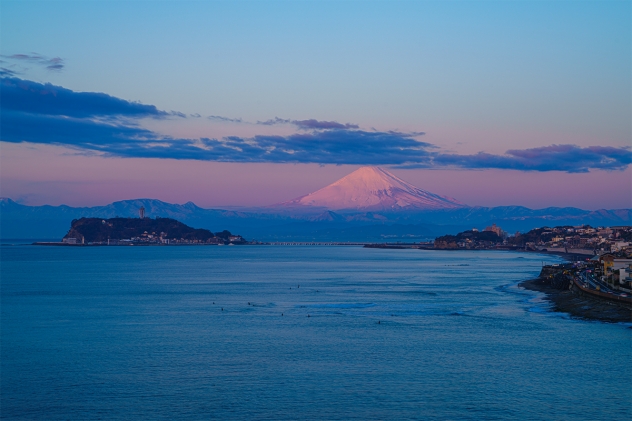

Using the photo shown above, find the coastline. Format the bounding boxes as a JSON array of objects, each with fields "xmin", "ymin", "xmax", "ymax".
[
  {"xmin": 517, "ymin": 250, "xmax": 631, "ymax": 324},
  {"xmin": 518, "ymin": 278, "xmax": 631, "ymax": 324},
  {"xmin": 519, "ymin": 249, "xmax": 594, "ymax": 263}
]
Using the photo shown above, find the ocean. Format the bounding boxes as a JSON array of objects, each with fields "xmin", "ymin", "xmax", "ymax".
[{"xmin": 1, "ymin": 245, "xmax": 630, "ymax": 420}]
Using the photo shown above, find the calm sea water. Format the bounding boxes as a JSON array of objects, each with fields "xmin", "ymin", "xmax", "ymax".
[{"xmin": 1, "ymin": 246, "xmax": 630, "ymax": 420}]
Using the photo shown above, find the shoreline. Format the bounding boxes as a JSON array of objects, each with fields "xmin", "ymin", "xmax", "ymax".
[
  {"xmin": 520, "ymin": 249, "xmax": 631, "ymax": 323},
  {"xmin": 518, "ymin": 249, "xmax": 594, "ymax": 263},
  {"xmin": 518, "ymin": 278, "xmax": 631, "ymax": 324}
]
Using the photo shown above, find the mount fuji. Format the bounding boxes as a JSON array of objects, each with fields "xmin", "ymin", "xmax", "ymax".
[
  {"xmin": 277, "ymin": 166, "xmax": 466, "ymax": 211},
  {"xmin": 2, "ymin": 167, "xmax": 630, "ymax": 241}
]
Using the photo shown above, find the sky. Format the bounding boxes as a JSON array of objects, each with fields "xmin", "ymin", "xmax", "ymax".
[{"xmin": 1, "ymin": 0, "xmax": 630, "ymax": 210}]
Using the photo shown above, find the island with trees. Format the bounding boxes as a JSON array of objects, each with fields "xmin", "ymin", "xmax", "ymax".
[
  {"xmin": 433, "ymin": 230, "xmax": 503, "ymax": 250},
  {"xmin": 47, "ymin": 217, "xmax": 247, "ymax": 245}
]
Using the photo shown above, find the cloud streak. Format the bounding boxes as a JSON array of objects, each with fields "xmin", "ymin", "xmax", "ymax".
[
  {"xmin": 208, "ymin": 115, "xmax": 243, "ymax": 123},
  {"xmin": 257, "ymin": 117, "xmax": 359, "ymax": 130},
  {"xmin": 2, "ymin": 53, "xmax": 65, "ymax": 72},
  {"xmin": 0, "ymin": 68, "xmax": 19, "ymax": 77},
  {"xmin": 2, "ymin": 77, "xmax": 630, "ymax": 173}
]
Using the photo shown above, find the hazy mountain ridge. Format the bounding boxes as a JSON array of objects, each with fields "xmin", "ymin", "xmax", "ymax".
[
  {"xmin": 2, "ymin": 168, "xmax": 629, "ymax": 241},
  {"xmin": 1, "ymin": 197, "xmax": 630, "ymax": 241}
]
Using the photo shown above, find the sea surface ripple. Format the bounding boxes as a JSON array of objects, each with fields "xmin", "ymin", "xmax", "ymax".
[{"xmin": 1, "ymin": 246, "xmax": 630, "ymax": 420}]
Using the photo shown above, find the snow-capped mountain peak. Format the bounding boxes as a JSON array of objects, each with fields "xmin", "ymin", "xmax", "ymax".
[{"xmin": 278, "ymin": 166, "xmax": 466, "ymax": 211}]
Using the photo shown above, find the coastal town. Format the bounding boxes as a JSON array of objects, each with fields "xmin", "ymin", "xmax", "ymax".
[
  {"xmin": 434, "ymin": 223, "xmax": 632, "ymax": 294},
  {"xmin": 434, "ymin": 223, "xmax": 631, "ymax": 256},
  {"xmin": 429, "ymin": 222, "xmax": 632, "ymax": 320}
]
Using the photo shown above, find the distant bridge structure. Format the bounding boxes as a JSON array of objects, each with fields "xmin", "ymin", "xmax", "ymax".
[{"xmin": 268, "ymin": 242, "xmax": 368, "ymax": 246}]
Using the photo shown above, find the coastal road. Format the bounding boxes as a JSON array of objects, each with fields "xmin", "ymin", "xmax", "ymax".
[
  {"xmin": 579, "ymin": 270, "xmax": 628, "ymax": 297},
  {"xmin": 579, "ymin": 271, "xmax": 610, "ymax": 292}
]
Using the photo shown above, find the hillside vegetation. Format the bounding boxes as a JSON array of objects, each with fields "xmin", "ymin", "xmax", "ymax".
[{"xmin": 64, "ymin": 217, "xmax": 217, "ymax": 243}]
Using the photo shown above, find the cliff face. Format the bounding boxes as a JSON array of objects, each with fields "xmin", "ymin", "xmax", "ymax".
[
  {"xmin": 434, "ymin": 239, "xmax": 459, "ymax": 249},
  {"xmin": 64, "ymin": 228, "xmax": 85, "ymax": 242},
  {"xmin": 63, "ymin": 217, "xmax": 217, "ymax": 243}
]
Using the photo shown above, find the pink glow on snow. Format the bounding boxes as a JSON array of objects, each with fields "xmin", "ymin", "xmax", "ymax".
[{"xmin": 282, "ymin": 166, "xmax": 465, "ymax": 210}]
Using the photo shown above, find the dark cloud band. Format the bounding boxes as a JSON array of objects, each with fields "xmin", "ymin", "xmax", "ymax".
[
  {"xmin": 1, "ymin": 77, "xmax": 630, "ymax": 173},
  {"xmin": 1, "ymin": 77, "xmax": 167, "ymax": 118},
  {"xmin": 397, "ymin": 145, "xmax": 631, "ymax": 173}
]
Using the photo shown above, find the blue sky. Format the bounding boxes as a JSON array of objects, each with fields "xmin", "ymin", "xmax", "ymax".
[{"xmin": 1, "ymin": 1, "xmax": 630, "ymax": 209}]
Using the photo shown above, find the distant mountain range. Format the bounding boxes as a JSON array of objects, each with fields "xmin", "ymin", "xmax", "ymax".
[
  {"xmin": 1, "ymin": 167, "xmax": 630, "ymax": 241},
  {"xmin": 2, "ymin": 197, "xmax": 629, "ymax": 242}
]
